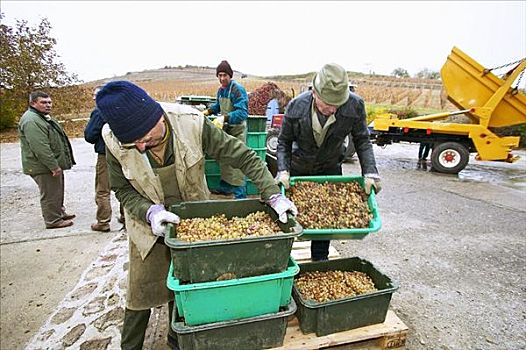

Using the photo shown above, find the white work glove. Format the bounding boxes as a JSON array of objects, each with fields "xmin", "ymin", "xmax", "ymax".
[
  {"xmin": 266, "ymin": 193, "xmax": 298, "ymax": 223},
  {"xmin": 146, "ymin": 204, "xmax": 180, "ymax": 237},
  {"xmin": 274, "ymin": 170, "xmax": 290, "ymax": 189},
  {"xmin": 364, "ymin": 174, "xmax": 382, "ymax": 195},
  {"xmin": 212, "ymin": 116, "xmax": 225, "ymax": 129}
]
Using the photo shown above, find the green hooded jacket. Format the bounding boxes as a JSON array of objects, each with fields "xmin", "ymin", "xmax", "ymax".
[{"xmin": 18, "ymin": 107, "xmax": 75, "ymax": 175}]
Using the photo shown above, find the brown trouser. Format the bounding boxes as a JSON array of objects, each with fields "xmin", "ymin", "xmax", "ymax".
[
  {"xmin": 31, "ymin": 172, "xmax": 65, "ymax": 226},
  {"xmin": 95, "ymin": 154, "xmax": 112, "ymax": 223}
]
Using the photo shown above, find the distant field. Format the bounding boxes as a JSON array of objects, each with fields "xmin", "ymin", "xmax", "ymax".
[
  {"xmin": 89, "ymin": 66, "xmax": 453, "ymax": 111},
  {"xmin": 0, "ymin": 67, "xmax": 454, "ymax": 142}
]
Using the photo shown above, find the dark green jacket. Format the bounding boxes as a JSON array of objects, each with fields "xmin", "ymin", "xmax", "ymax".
[{"xmin": 18, "ymin": 107, "xmax": 75, "ymax": 175}]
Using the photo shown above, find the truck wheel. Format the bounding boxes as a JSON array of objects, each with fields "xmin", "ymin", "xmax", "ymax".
[
  {"xmin": 266, "ymin": 128, "xmax": 280, "ymax": 157},
  {"xmin": 430, "ymin": 142, "xmax": 469, "ymax": 174},
  {"xmin": 342, "ymin": 135, "xmax": 356, "ymax": 162}
]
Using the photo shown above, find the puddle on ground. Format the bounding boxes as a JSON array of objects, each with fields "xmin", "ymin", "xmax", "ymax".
[
  {"xmin": 459, "ymin": 165, "xmax": 526, "ymax": 190},
  {"xmin": 376, "ymin": 157, "xmax": 526, "ymax": 190}
]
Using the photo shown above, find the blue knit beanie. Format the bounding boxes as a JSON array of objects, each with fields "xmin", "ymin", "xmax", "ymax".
[{"xmin": 96, "ymin": 81, "xmax": 163, "ymax": 143}]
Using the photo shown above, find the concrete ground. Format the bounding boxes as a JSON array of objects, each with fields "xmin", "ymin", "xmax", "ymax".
[{"xmin": 1, "ymin": 139, "xmax": 525, "ymax": 350}]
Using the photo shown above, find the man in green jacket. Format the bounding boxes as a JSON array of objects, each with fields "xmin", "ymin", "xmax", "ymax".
[
  {"xmin": 96, "ymin": 81, "xmax": 297, "ymax": 350},
  {"xmin": 18, "ymin": 91, "xmax": 76, "ymax": 229}
]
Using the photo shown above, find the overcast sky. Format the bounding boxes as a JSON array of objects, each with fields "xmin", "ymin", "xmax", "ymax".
[{"xmin": 2, "ymin": 1, "xmax": 525, "ymax": 85}]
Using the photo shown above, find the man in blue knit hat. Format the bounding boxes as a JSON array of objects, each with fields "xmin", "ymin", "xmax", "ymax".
[
  {"xmin": 96, "ymin": 80, "xmax": 297, "ymax": 349},
  {"xmin": 203, "ymin": 60, "xmax": 249, "ymax": 199}
]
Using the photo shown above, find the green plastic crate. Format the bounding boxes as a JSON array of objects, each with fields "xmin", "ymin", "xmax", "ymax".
[
  {"xmin": 167, "ymin": 257, "xmax": 298, "ymax": 325},
  {"xmin": 293, "ymin": 257, "xmax": 398, "ymax": 336},
  {"xmin": 282, "ymin": 175, "xmax": 381, "ymax": 240},
  {"xmin": 205, "ymin": 147, "xmax": 265, "ymax": 165},
  {"xmin": 204, "ymin": 160, "xmax": 221, "ymax": 175},
  {"xmin": 247, "ymin": 132, "xmax": 267, "ymax": 148},
  {"xmin": 247, "ymin": 115, "xmax": 267, "ymax": 132},
  {"xmin": 170, "ymin": 299, "xmax": 296, "ymax": 350},
  {"xmin": 246, "ymin": 179, "xmax": 258, "ymax": 195},
  {"xmin": 166, "ymin": 199, "xmax": 303, "ymax": 283}
]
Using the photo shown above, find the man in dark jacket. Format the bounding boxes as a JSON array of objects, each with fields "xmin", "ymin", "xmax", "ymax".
[
  {"xmin": 18, "ymin": 91, "xmax": 76, "ymax": 229},
  {"xmin": 275, "ymin": 63, "xmax": 381, "ymax": 261},
  {"xmin": 84, "ymin": 86, "xmax": 124, "ymax": 232}
]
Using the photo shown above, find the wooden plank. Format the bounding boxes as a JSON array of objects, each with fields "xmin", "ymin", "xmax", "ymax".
[
  {"xmin": 291, "ymin": 241, "xmax": 340, "ymax": 263},
  {"xmin": 271, "ymin": 310, "xmax": 408, "ymax": 350}
]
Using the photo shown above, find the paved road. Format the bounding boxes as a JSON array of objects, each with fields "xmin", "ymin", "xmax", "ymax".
[{"xmin": 1, "ymin": 139, "xmax": 525, "ymax": 349}]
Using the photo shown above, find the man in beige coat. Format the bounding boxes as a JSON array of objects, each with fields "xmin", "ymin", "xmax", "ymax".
[{"xmin": 96, "ymin": 81, "xmax": 297, "ymax": 349}]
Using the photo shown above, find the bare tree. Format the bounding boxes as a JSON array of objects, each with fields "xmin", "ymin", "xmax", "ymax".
[{"xmin": 0, "ymin": 14, "xmax": 80, "ymax": 130}]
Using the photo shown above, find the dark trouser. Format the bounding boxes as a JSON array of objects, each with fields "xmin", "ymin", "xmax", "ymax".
[
  {"xmin": 418, "ymin": 143, "xmax": 432, "ymax": 160},
  {"xmin": 311, "ymin": 240, "xmax": 331, "ymax": 261},
  {"xmin": 121, "ymin": 300, "xmax": 175, "ymax": 350},
  {"xmin": 95, "ymin": 154, "xmax": 112, "ymax": 223},
  {"xmin": 31, "ymin": 172, "xmax": 65, "ymax": 226},
  {"xmin": 291, "ymin": 163, "xmax": 342, "ymax": 261}
]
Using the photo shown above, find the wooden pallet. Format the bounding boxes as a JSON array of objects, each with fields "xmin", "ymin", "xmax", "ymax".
[
  {"xmin": 272, "ymin": 310, "xmax": 408, "ymax": 350},
  {"xmin": 286, "ymin": 242, "xmax": 408, "ymax": 349},
  {"xmin": 290, "ymin": 240, "xmax": 340, "ymax": 263}
]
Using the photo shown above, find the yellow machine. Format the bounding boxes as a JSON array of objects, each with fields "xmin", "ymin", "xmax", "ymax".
[{"xmin": 372, "ymin": 47, "xmax": 526, "ymax": 173}]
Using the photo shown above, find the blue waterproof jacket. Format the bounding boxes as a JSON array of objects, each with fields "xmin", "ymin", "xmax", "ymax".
[
  {"xmin": 209, "ymin": 80, "xmax": 248, "ymax": 124},
  {"xmin": 84, "ymin": 108, "xmax": 106, "ymax": 154}
]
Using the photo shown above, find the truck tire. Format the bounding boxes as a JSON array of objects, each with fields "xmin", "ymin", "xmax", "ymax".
[
  {"xmin": 430, "ymin": 142, "xmax": 469, "ymax": 174},
  {"xmin": 342, "ymin": 134, "xmax": 356, "ymax": 162},
  {"xmin": 266, "ymin": 128, "xmax": 280, "ymax": 157}
]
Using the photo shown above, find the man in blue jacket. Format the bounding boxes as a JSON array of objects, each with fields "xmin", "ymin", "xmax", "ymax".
[
  {"xmin": 84, "ymin": 86, "xmax": 123, "ymax": 231},
  {"xmin": 203, "ymin": 60, "xmax": 249, "ymax": 199},
  {"xmin": 275, "ymin": 63, "xmax": 381, "ymax": 261}
]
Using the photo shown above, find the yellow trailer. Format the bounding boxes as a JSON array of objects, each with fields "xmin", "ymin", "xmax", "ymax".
[{"xmin": 371, "ymin": 47, "xmax": 526, "ymax": 173}]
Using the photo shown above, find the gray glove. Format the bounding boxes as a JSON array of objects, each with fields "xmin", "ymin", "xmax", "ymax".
[
  {"xmin": 146, "ymin": 204, "xmax": 180, "ymax": 237},
  {"xmin": 364, "ymin": 174, "xmax": 382, "ymax": 195},
  {"xmin": 274, "ymin": 171, "xmax": 290, "ymax": 189},
  {"xmin": 266, "ymin": 193, "xmax": 298, "ymax": 223}
]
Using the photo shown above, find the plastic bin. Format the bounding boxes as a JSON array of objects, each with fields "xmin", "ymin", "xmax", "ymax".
[
  {"xmin": 247, "ymin": 132, "xmax": 267, "ymax": 148},
  {"xmin": 204, "ymin": 160, "xmax": 221, "ymax": 175},
  {"xmin": 283, "ymin": 175, "xmax": 381, "ymax": 240},
  {"xmin": 167, "ymin": 257, "xmax": 298, "ymax": 325},
  {"xmin": 293, "ymin": 257, "xmax": 398, "ymax": 336},
  {"xmin": 170, "ymin": 299, "xmax": 296, "ymax": 350},
  {"xmin": 247, "ymin": 115, "xmax": 267, "ymax": 132},
  {"xmin": 246, "ymin": 179, "xmax": 258, "ymax": 195},
  {"xmin": 166, "ymin": 199, "xmax": 303, "ymax": 283}
]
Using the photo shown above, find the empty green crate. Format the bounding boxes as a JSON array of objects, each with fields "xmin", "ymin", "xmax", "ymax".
[
  {"xmin": 166, "ymin": 199, "xmax": 303, "ymax": 283},
  {"xmin": 246, "ymin": 179, "xmax": 258, "ymax": 195},
  {"xmin": 247, "ymin": 115, "xmax": 267, "ymax": 132},
  {"xmin": 170, "ymin": 299, "xmax": 296, "ymax": 350},
  {"xmin": 167, "ymin": 257, "xmax": 298, "ymax": 325},
  {"xmin": 282, "ymin": 175, "xmax": 381, "ymax": 240},
  {"xmin": 205, "ymin": 174, "xmax": 221, "ymax": 190},
  {"xmin": 205, "ymin": 160, "xmax": 221, "ymax": 175},
  {"xmin": 293, "ymin": 257, "xmax": 398, "ymax": 336},
  {"xmin": 205, "ymin": 147, "xmax": 266, "ymax": 163},
  {"xmin": 247, "ymin": 132, "xmax": 267, "ymax": 148}
]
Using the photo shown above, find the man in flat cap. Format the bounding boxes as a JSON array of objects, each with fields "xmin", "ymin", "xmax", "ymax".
[
  {"xmin": 96, "ymin": 80, "xmax": 296, "ymax": 349},
  {"xmin": 275, "ymin": 63, "xmax": 381, "ymax": 261},
  {"xmin": 203, "ymin": 60, "xmax": 249, "ymax": 199}
]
